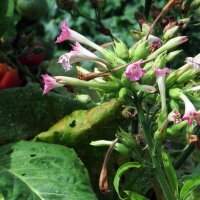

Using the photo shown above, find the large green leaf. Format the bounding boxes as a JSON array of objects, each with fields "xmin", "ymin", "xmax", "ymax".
[
  {"xmin": 180, "ymin": 175, "xmax": 200, "ymax": 200},
  {"xmin": 34, "ymin": 99, "xmax": 123, "ymax": 146},
  {"xmin": 0, "ymin": 87, "xmax": 86, "ymax": 144},
  {"xmin": 0, "ymin": 0, "xmax": 14, "ymax": 36},
  {"xmin": 0, "ymin": 141, "xmax": 97, "ymax": 200},
  {"xmin": 124, "ymin": 191, "xmax": 149, "ymax": 200},
  {"xmin": 113, "ymin": 162, "xmax": 142, "ymax": 200}
]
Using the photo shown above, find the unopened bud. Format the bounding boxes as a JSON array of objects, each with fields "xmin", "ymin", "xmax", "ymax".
[
  {"xmin": 167, "ymin": 50, "xmax": 183, "ymax": 61},
  {"xmin": 167, "ymin": 121, "xmax": 188, "ymax": 136},
  {"xmin": 191, "ymin": 0, "xmax": 200, "ymax": 9},
  {"xmin": 170, "ymin": 99, "xmax": 179, "ymax": 110},
  {"xmin": 148, "ymin": 36, "xmax": 188, "ymax": 59},
  {"xmin": 169, "ymin": 88, "xmax": 183, "ymax": 99},
  {"xmin": 113, "ymin": 39, "xmax": 129, "ymax": 60},
  {"xmin": 153, "ymin": 51, "xmax": 168, "ymax": 68},
  {"xmin": 176, "ymin": 69, "xmax": 197, "ymax": 84},
  {"xmin": 131, "ymin": 40, "xmax": 150, "ymax": 61},
  {"xmin": 163, "ymin": 26, "xmax": 179, "ymax": 40}
]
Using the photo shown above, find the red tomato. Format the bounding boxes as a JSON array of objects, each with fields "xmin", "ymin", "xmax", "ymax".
[{"xmin": 0, "ymin": 64, "xmax": 23, "ymax": 90}]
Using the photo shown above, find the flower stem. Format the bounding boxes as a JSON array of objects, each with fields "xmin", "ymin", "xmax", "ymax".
[{"xmin": 134, "ymin": 95, "xmax": 176, "ymax": 200}]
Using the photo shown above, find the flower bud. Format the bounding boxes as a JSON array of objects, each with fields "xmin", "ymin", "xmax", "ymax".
[
  {"xmin": 170, "ymin": 99, "xmax": 179, "ymax": 110},
  {"xmin": 163, "ymin": 26, "xmax": 179, "ymax": 40},
  {"xmin": 130, "ymin": 40, "xmax": 150, "ymax": 61},
  {"xmin": 169, "ymin": 88, "xmax": 183, "ymax": 99},
  {"xmin": 166, "ymin": 70, "xmax": 178, "ymax": 88},
  {"xmin": 90, "ymin": 140, "xmax": 130, "ymax": 156},
  {"xmin": 148, "ymin": 36, "xmax": 188, "ymax": 59},
  {"xmin": 142, "ymin": 69, "xmax": 155, "ymax": 85},
  {"xmin": 153, "ymin": 51, "xmax": 168, "ymax": 68},
  {"xmin": 167, "ymin": 50, "xmax": 183, "ymax": 61},
  {"xmin": 166, "ymin": 121, "xmax": 188, "ymax": 136},
  {"xmin": 118, "ymin": 87, "xmax": 130, "ymax": 99},
  {"xmin": 131, "ymin": 82, "xmax": 156, "ymax": 93},
  {"xmin": 130, "ymin": 29, "xmax": 143, "ymax": 40},
  {"xmin": 113, "ymin": 39, "xmax": 129, "ymax": 60},
  {"xmin": 176, "ymin": 69, "xmax": 197, "ymax": 84},
  {"xmin": 100, "ymin": 48, "xmax": 126, "ymax": 66}
]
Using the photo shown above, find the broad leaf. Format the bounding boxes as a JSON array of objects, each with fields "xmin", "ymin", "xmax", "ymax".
[
  {"xmin": 180, "ymin": 175, "xmax": 200, "ymax": 200},
  {"xmin": 113, "ymin": 162, "xmax": 142, "ymax": 200},
  {"xmin": 0, "ymin": 87, "xmax": 86, "ymax": 144},
  {"xmin": 124, "ymin": 191, "xmax": 149, "ymax": 200},
  {"xmin": 0, "ymin": 0, "xmax": 14, "ymax": 36},
  {"xmin": 0, "ymin": 141, "xmax": 97, "ymax": 200},
  {"xmin": 34, "ymin": 99, "xmax": 123, "ymax": 146}
]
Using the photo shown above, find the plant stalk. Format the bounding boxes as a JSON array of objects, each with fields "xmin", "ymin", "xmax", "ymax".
[{"xmin": 135, "ymin": 96, "xmax": 176, "ymax": 200}]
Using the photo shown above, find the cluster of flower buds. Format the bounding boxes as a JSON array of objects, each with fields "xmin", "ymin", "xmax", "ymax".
[{"xmin": 41, "ymin": 19, "xmax": 200, "ymax": 142}]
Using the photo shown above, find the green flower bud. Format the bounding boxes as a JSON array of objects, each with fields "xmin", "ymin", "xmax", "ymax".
[
  {"xmin": 131, "ymin": 82, "xmax": 156, "ymax": 93},
  {"xmin": 166, "ymin": 121, "xmax": 188, "ymax": 136},
  {"xmin": 90, "ymin": 140, "xmax": 130, "ymax": 156},
  {"xmin": 117, "ymin": 128, "xmax": 136, "ymax": 149},
  {"xmin": 141, "ymin": 23, "xmax": 151, "ymax": 34},
  {"xmin": 142, "ymin": 69, "xmax": 155, "ymax": 85},
  {"xmin": 113, "ymin": 39, "xmax": 129, "ymax": 60},
  {"xmin": 130, "ymin": 29, "xmax": 144, "ymax": 40},
  {"xmin": 166, "ymin": 70, "xmax": 178, "ymax": 88},
  {"xmin": 100, "ymin": 48, "xmax": 126, "ymax": 66},
  {"xmin": 167, "ymin": 50, "xmax": 183, "ymax": 62},
  {"xmin": 176, "ymin": 69, "xmax": 197, "ymax": 84},
  {"xmin": 170, "ymin": 99, "xmax": 180, "ymax": 110},
  {"xmin": 169, "ymin": 88, "xmax": 183, "ymax": 99},
  {"xmin": 153, "ymin": 51, "xmax": 168, "ymax": 68},
  {"xmin": 130, "ymin": 40, "xmax": 150, "ymax": 61},
  {"xmin": 118, "ymin": 87, "xmax": 130, "ymax": 99},
  {"xmin": 163, "ymin": 26, "xmax": 179, "ymax": 40}
]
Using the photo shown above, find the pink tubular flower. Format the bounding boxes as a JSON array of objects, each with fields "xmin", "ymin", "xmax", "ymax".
[
  {"xmin": 153, "ymin": 67, "xmax": 171, "ymax": 76},
  {"xmin": 55, "ymin": 21, "xmax": 102, "ymax": 52},
  {"xmin": 179, "ymin": 93, "xmax": 200, "ymax": 126},
  {"xmin": 58, "ymin": 42, "xmax": 107, "ymax": 71},
  {"xmin": 41, "ymin": 74, "xmax": 64, "ymax": 94},
  {"xmin": 124, "ymin": 60, "xmax": 145, "ymax": 81}
]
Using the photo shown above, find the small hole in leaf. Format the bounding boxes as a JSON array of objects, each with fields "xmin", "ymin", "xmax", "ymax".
[
  {"xmin": 30, "ymin": 154, "xmax": 36, "ymax": 157},
  {"xmin": 21, "ymin": 173, "xmax": 26, "ymax": 176},
  {"xmin": 69, "ymin": 120, "xmax": 76, "ymax": 128}
]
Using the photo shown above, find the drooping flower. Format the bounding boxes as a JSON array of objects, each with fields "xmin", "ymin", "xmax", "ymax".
[
  {"xmin": 153, "ymin": 67, "xmax": 171, "ymax": 110},
  {"xmin": 179, "ymin": 93, "xmax": 200, "ymax": 126},
  {"xmin": 41, "ymin": 74, "xmax": 64, "ymax": 94},
  {"xmin": 124, "ymin": 60, "xmax": 145, "ymax": 81},
  {"xmin": 58, "ymin": 42, "xmax": 108, "ymax": 71},
  {"xmin": 55, "ymin": 21, "xmax": 102, "ymax": 52}
]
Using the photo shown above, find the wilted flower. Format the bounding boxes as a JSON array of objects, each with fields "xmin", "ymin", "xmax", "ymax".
[
  {"xmin": 58, "ymin": 42, "xmax": 107, "ymax": 71},
  {"xmin": 124, "ymin": 60, "xmax": 145, "ymax": 81},
  {"xmin": 56, "ymin": 21, "xmax": 102, "ymax": 51},
  {"xmin": 167, "ymin": 110, "xmax": 181, "ymax": 124},
  {"xmin": 147, "ymin": 35, "xmax": 163, "ymax": 52},
  {"xmin": 179, "ymin": 93, "xmax": 200, "ymax": 125},
  {"xmin": 41, "ymin": 74, "xmax": 64, "ymax": 94}
]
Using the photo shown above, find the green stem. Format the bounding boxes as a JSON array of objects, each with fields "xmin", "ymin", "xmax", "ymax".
[
  {"xmin": 134, "ymin": 95, "xmax": 175, "ymax": 200},
  {"xmin": 174, "ymin": 144, "xmax": 195, "ymax": 170}
]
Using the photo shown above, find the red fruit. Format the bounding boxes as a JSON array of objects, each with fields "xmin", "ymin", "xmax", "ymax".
[
  {"xmin": 0, "ymin": 64, "xmax": 23, "ymax": 90},
  {"xmin": 0, "ymin": 63, "xmax": 7, "ymax": 79},
  {"xmin": 18, "ymin": 46, "xmax": 45, "ymax": 66}
]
